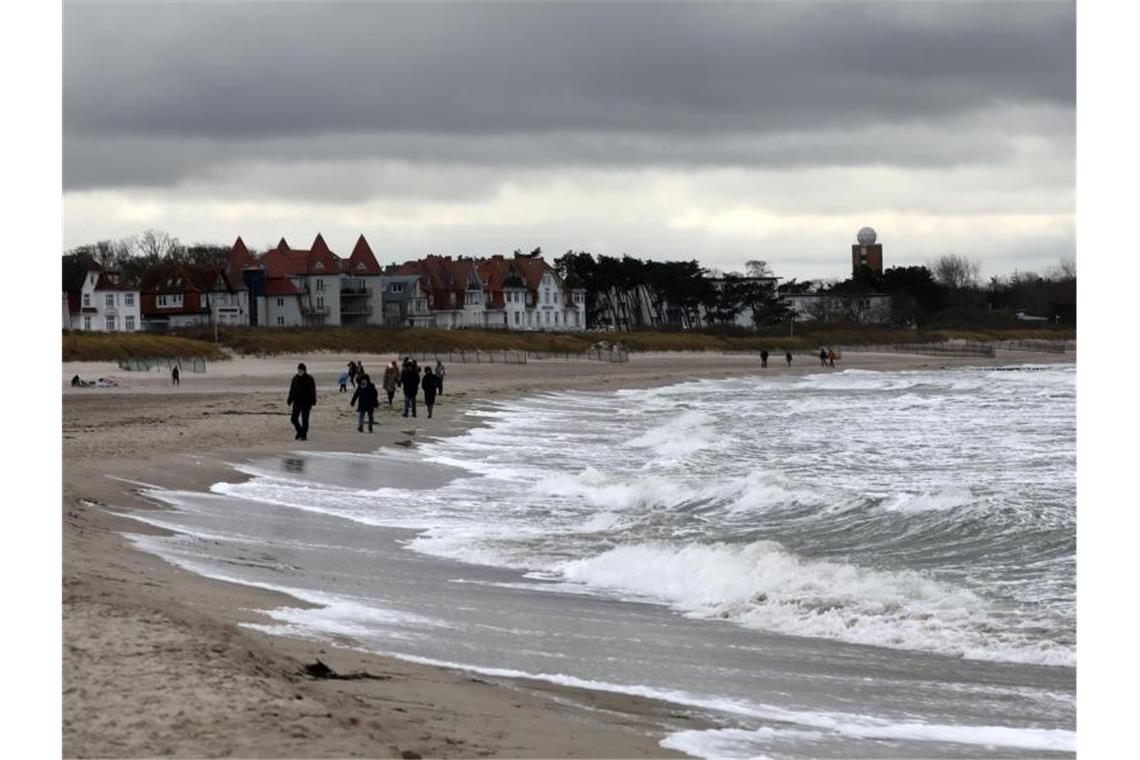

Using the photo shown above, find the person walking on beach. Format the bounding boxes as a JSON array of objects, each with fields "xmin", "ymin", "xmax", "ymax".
[
  {"xmin": 350, "ymin": 373, "xmax": 380, "ymax": 433},
  {"xmin": 760, "ymin": 349, "xmax": 769, "ymax": 368},
  {"xmin": 171, "ymin": 364, "xmax": 180, "ymax": 386},
  {"xmin": 785, "ymin": 350, "xmax": 793, "ymax": 368},
  {"xmin": 819, "ymin": 348, "xmax": 828, "ymax": 367},
  {"xmin": 400, "ymin": 359, "xmax": 420, "ymax": 418},
  {"xmin": 828, "ymin": 348, "xmax": 837, "ymax": 368},
  {"xmin": 435, "ymin": 360, "xmax": 446, "ymax": 395},
  {"xmin": 347, "ymin": 360, "xmax": 358, "ymax": 387},
  {"xmin": 422, "ymin": 366, "xmax": 439, "ymax": 418},
  {"xmin": 287, "ymin": 363, "xmax": 317, "ymax": 441},
  {"xmin": 382, "ymin": 361, "xmax": 400, "ymax": 407},
  {"xmin": 337, "ymin": 371, "xmax": 349, "ymax": 393}
]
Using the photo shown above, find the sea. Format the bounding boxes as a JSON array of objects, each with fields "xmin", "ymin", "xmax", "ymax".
[{"xmin": 125, "ymin": 363, "xmax": 1076, "ymax": 758}]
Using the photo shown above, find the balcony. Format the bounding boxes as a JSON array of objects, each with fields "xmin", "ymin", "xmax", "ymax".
[
  {"xmin": 340, "ymin": 303, "xmax": 373, "ymax": 316},
  {"xmin": 300, "ymin": 303, "xmax": 330, "ymax": 315},
  {"xmin": 341, "ymin": 286, "xmax": 371, "ymax": 296}
]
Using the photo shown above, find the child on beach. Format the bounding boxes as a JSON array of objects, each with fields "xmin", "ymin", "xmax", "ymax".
[
  {"xmin": 337, "ymin": 372, "xmax": 349, "ymax": 393},
  {"xmin": 435, "ymin": 360, "xmax": 446, "ymax": 394}
]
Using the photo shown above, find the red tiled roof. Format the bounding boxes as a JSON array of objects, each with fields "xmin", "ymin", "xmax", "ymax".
[
  {"xmin": 347, "ymin": 235, "xmax": 382, "ymax": 276},
  {"xmin": 93, "ymin": 272, "xmax": 137, "ymax": 292},
  {"xmin": 264, "ymin": 279, "xmax": 302, "ymax": 296}
]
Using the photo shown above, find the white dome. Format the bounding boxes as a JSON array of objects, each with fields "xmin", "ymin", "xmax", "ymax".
[{"xmin": 857, "ymin": 227, "xmax": 877, "ymax": 246}]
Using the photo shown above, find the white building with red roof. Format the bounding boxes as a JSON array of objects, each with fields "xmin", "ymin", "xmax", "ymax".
[
  {"xmin": 226, "ymin": 234, "xmax": 384, "ymax": 327},
  {"xmin": 62, "ymin": 253, "xmax": 142, "ymax": 332},
  {"xmin": 390, "ymin": 253, "xmax": 586, "ymax": 330}
]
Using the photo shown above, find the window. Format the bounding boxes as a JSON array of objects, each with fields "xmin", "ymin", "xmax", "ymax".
[
  {"xmin": 276, "ymin": 298, "xmax": 284, "ymax": 307},
  {"xmin": 390, "ymin": 282, "xmax": 404, "ymax": 293},
  {"xmin": 277, "ymin": 316, "xmax": 284, "ymax": 326},
  {"xmin": 514, "ymin": 311, "xmax": 520, "ymax": 324},
  {"xmin": 316, "ymin": 297, "xmax": 324, "ymax": 309},
  {"xmin": 124, "ymin": 315, "xmax": 135, "ymax": 330},
  {"xmin": 316, "ymin": 279, "xmax": 324, "ymax": 292},
  {"xmin": 105, "ymin": 293, "xmax": 115, "ymax": 307},
  {"xmin": 124, "ymin": 293, "xmax": 135, "ymax": 307},
  {"xmin": 82, "ymin": 293, "xmax": 90, "ymax": 307},
  {"xmin": 83, "ymin": 316, "xmax": 91, "ymax": 331},
  {"xmin": 105, "ymin": 315, "xmax": 116, "ymax": 331},
  {"xmin": 555, "ymin": 313, "xmax": 560, "ymax": 325},
  {"xmin": 157, "ymin": 294, "xmax": 184, "ymax": 308}
]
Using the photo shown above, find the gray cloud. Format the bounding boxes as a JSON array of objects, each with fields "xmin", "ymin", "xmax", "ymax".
[
  {"xmin": 64, "ymin": 3, "xmax": 1073, "ymax": 171},
  {"xmin": 62, "ymin": 1, "xmax": 1075, "ymax": 279}
]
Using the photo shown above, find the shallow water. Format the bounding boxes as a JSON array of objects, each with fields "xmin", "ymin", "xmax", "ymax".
[{"xmin": 127, "ymin": 365, "xmax": 1076, "ymax": 758}]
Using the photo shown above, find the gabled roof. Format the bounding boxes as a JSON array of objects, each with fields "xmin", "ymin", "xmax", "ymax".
[
  {"xmin": 264, "ymin": 279, "xmax": 302, "ymax": 296},
  {"xmin": 62, "ymin": 253, "xmax": 103, "ymax": 292},
  {"xmin": 93, "ymin": 271, "xmax": 137, "ymax": 292},
  {"xmin": 141, "ymin": 263, "xmax": 234, "ymax": 295},
  {"xmin": 346, "ymin": 235, "xmax": 382, "ymax": 276}
]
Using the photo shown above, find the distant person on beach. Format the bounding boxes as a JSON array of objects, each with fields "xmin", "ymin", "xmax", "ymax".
[
  {"xmin": 400, "ymin": 360, "xmax": 420, "ymax": 418},
  {"xmin": 337, "ymin": 372, "xmax": 349, "ymax": 393},
  {"xmin": 171, "ymin": 365, "xmax": 180, "ymax": 386},
  {"xmin": 435, "ymin": 360, "xmax": 446, "ymax": 395},
  {"xmin": 828, "ymin": 349, "xmax": 837, "ymax": 368},
  {"xmin": 819, "ymin": 348, "xmax": 828, "ymax": 367},
  {"xmin": 347, "ymin": 361, "xmax": 358, "ymax": 387},
  {"xmin": 382, "ymin": 361, "xmax": 400, "ymax": 406},
  {"xmin": 422, "ymin": 367, "xmax": 439, "ymax": 418},
  {"xmin": 350, "ymin": 373, "xmax": 379, "ymax": 433},
  {"xmin": 785, "ymin": 350, "xmax": 793, "ymax": 368},
  {"xmin": 760, "ymin": 349, "xmax": 769, "ymax": 368},
  {"xmin": 287, "ymin": 363, "xmax": 317, "ymax": 441}
]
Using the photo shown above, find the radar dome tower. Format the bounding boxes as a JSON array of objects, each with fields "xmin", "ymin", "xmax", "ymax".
[{"xmin": 852, "ymin": 227, "xmax": 883, "ymax": 276}]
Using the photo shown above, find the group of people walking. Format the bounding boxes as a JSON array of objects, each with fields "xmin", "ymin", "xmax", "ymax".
[
  {"xmin": 758, "ymin": 349, "xmax": 795, "ymax": 369},
  {"xmin": 756, "ymin": 348, "xmax": 838, "ymax": 369},
  {"xmin": 288, "ymin": 357, "xmax": 447, "ymax": 440}
]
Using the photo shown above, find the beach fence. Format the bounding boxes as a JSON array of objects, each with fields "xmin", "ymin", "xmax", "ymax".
[
  {"xmin": 407, "ymin": 350, "xmax": 528, "ymax": 365},
  {"xmin": 116, "ymin": 356, "xmax": 208, "ymax": 373},
  {"xmin": 527, "ymin": 348, "xmax": 630, "ymax": 363},
  {"xmin": 996, "ymin": 339, "xmax": 1068, "ymax": 354}
]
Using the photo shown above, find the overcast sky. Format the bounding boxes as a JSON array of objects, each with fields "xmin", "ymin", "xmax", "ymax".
[{"xmin": 63, "ymin": 1, "xmax": 1074, "ymax": 281}]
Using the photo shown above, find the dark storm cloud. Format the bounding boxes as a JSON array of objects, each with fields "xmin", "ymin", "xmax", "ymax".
[{"xmin": 63, "ymin": 1, "xmax": 1074, "ymax": 189}]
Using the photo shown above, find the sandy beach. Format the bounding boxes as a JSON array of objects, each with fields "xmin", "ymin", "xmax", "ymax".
[{"xmin": 62, "ymin": 348, "xmax": 1074, "ymax": 758}]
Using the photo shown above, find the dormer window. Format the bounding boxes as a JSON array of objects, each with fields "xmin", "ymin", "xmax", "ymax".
[{"xmin": 314, "ymin": 261, "xmax": 325, "ymax": 270}]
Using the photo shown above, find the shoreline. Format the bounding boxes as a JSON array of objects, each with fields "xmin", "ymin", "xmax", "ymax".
[{"xmin": 63, "ymin": 350, "xmax": 1075, "ymax": 758}]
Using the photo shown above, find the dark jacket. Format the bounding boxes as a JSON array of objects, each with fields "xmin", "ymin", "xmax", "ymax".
[
  {"xmin": 288, "ymin": 373, "xmax": 318, "ymax": 409},
  {"xmin": 400, "ymin": 366, "xmax": 420, "ymax": 396},
  {"xmin": 351, "ymin": 382, "xmax": 380, "ymax": 411},
  {"xmin": 422, "ymin": 373, "xmax": 438, "ymax": 403}
]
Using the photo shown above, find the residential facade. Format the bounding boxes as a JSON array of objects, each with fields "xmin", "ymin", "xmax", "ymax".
[
  {"xmin": 62, "ymin": 254, "xmax": 142, "ymax": 332},
  {"xmin": 391, "ymin": 253, "xmax": 586, "ymax": 330},
  {"xmin": 226, "ymin": 234, "xmax": 384, "ymax": 327},
  {"xmin": 139, "ymin": 264, "xmax": 249, "ymax": 330},
  {"xmin": 781, "ymin": 292, "xmax": 893, "ymax": 324}
]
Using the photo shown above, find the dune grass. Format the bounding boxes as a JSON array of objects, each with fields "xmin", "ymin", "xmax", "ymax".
[
  {"xmin": 62, "ymin": 324, "xmax": 1074, "ymax": 362},
  {"xmin": 62, "ymin": 332, "xmax": 231, "ymax": 362}
]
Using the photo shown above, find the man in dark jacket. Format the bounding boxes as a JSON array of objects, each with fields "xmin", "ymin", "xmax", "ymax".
[
  {"xmin": 400, "ymin": 361, "xmax": 420, "ymax": 418},
  {"xmin": 350, "ymin": 374, "xmax": 380, "ymax": 433},
  {"xmin": 287, "ymin": 363, "xmax": 317, "ymax": 440},
  {"xmin": 422, "ymin": 367, "xmax": 438, "ymax": 418}
]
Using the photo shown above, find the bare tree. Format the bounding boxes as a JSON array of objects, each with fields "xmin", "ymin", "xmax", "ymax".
[
  {"xmin": 132, "ymin": 229, "xmax": 182, "ymax": 261},
  {"xmin": 930, "ymin": 254, "xmax": 981, "ymax": 290},
  {"xmin": 745, "ymin": 259, "xmax": 773, "ymax": 278}
]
